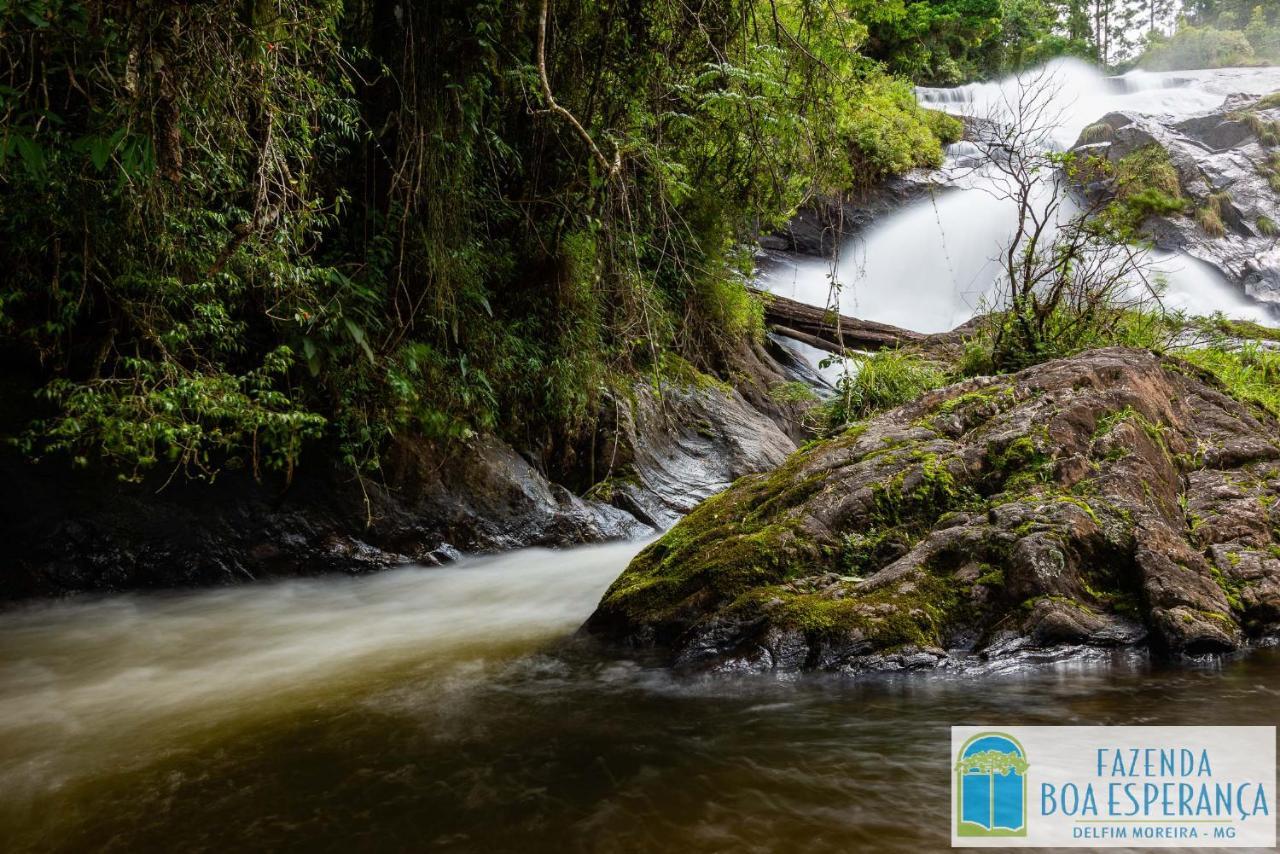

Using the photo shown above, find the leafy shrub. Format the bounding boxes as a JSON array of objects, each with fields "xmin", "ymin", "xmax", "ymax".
[
  {"xmin": 923, "ymin": 109, "xmax": 966, "ymax": 146},
  {"xmin": 835, "ymin": 76, "xmax": 961, "ymax": 190},
  {"xmin": 962, "ymin": 306, "xmax": 1178, "ymax": 377},
  {"xmin": 823, "ymin": 350, "xmax": 949, "ymax": 428}
]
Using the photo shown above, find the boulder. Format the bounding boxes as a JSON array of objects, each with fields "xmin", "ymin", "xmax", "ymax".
[
  {"xmin": 584, "ymin": 348, "xmax": 1280, "ymax": 673},
  {"xmin": 580, "ymin": 369, "xmax": 797, "ymax": 530},
  {"xmin": 1073, "ymin": 98, "xmax": 1280, "ymax": 306}
]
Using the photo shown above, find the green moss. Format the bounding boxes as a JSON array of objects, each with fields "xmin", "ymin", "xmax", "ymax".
[
  {"xmin": 839, "ymin": 526, "xmax": 917, "ymax": 577},
  {"xmin": 870, "ymin": 451, "xmax": 979, "ymax": 529},
  {"xmin": 583, "ymin": 471, "xmax": 640, "ymax": 502},
  {"xmin": 1053, "ymin": 494, "xmax": 1100, "ymax": 525},
  {"xmin": 974, "ymin": 566, "xmax": 1005, "ymax": 587},
  {"xmin": 1197, "ymin": 609, "xmax": 1237, "ymax": 627},
  {"xmin": 987, "ymin": 428, "xmax": 1053, "ymax": 491},
  {"xmin": 1210, "ymin": 561, "xmax": 1247, "ymax": 613},
  {"xmin": 1080, "ymin": 571, "xmax": 1141, "ymax": 617},
  {"xmin": 1259, "ymin": 216, "xmax": 1279, "ymax": 237},
  {"xmin": 597, "ymin": 447, "xmax": 832, "ymax": 629},
  {"xmin": 747, "ymin": 567, "xmax": 962, "ymax": 649},
  {"xmin": 654, "ymin": 353, "xmax": 732, "ymax": 395},
  {"xmin": 923, "ymin": 383, "xmax": 1020, "ymax": 433}
]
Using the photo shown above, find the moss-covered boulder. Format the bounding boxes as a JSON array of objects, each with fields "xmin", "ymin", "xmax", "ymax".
[{"xmin": 584, "ymin": 348, "xmax": 1280, "ymax": 674}]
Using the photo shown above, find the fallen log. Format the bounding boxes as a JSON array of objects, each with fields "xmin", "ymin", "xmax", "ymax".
[{"xmin": 752, "ymin": 288, "xmax": 927, "ymax": 354}]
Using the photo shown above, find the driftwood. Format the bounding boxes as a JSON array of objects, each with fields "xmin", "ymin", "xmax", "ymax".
[{"xmin": 752, "ymin": 288, "xmax": 928, "ymax": 354}]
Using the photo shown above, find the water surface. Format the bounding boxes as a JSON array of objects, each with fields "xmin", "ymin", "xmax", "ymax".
[{"xmin": 1, "ymin": 542, "xmax": 1278, "ymax": 852}]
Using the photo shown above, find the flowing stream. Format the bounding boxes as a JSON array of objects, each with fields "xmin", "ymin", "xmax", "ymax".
[
  {"xmin": 2, "ymin": 543, "xmax": 1280, "ymax": 852},
  {"xmin": 6, "ymin": 62, "xmax": 1280, "ymax": 852}
]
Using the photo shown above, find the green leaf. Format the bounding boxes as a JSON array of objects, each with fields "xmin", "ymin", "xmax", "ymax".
[
  {"xmin": 344, "ymin": 319, "xmax": 375, "ymax": 364},
  {"xmin": 302, "ymin": 338, "xmax": 320, "ymax": 377},
  {"xmin": 11, "ymin": 136, "xmax": 44, "ymax": 178}
]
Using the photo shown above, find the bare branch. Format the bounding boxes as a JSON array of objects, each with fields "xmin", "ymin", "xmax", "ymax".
[{"xmin": 532, "ymin": 0, "xmax": 621, "ymax": 181}]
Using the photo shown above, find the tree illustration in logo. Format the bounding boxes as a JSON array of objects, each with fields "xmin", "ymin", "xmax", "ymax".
[{"xmin": 955, "ymin": 733, "xmax": 1029, "ymax": 837}]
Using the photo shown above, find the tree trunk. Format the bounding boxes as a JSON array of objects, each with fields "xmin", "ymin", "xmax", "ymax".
[{"xmin": 752, "ymin": 288, "xmax": 929, "ymax": 353}]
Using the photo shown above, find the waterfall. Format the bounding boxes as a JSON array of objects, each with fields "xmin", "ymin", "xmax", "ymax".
[{"xmin": 761, "ymin": 59, "xmax": 1280, "ymax": 335}]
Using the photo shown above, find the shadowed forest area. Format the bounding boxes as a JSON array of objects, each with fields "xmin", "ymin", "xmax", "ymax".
[{"xmin": 6, "ymin": 0, "xmax": 1270, "ymax": 486}]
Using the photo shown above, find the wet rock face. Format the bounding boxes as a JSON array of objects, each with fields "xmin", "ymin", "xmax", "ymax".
[
  {"xmin": 1074, "ymin": 98, "xmax": 1280, "ymax": 307},
  {"xmin": 758, "ymin": 174, "xmax": 937, "ymax": 257},
  {"xmin": 584, "ymin": 348, "xmax": 1280, "ymax": 674},
  {"xmin": 1, "ymin": 361, "xmax": 797, "ymax": 599},
  {"xmin": 589, "ymin": 378, "xmax": 796, "ymax": 531},
  {"xmin": 0, "ymin": 434, "xmax": 646, "ymax": 599}
]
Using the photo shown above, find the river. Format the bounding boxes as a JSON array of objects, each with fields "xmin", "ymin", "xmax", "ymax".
[
  {"xmin": 6, "ymin": 61, "xmax": 1280, "ymax": 852},
  {"xmin": 2, "ymin": 540, "xmax": 1279, "ymax": 852}
]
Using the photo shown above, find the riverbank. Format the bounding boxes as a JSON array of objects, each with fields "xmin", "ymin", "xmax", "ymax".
[{"xmin": 0, "ymin": 338, "xmax": 811, "ymax": 599}]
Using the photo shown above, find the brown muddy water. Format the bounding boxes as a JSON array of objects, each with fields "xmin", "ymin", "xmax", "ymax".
[{"xmin": 1, "ymin": 540, "xmax": 1278, "ymax": 853}]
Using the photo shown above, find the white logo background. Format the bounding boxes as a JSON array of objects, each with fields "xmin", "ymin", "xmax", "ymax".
[{"xmin": 952, "ymin": 725, "xmax": 1276, "ymax": 848}]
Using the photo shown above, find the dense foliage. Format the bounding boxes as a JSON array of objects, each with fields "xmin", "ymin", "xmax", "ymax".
[
  {"xmin": 2, "ymin": 0, "xmax": 1269, "ymax": 484},
  {"xmin": 861, "ymin": 0, "xmax": 1092, "ymax": 83},
  {"xmin": 1141, "ymin": 2, "xmax": 1280, "ymax": 69},
  {"xmin": 0, "ymin": 0, "xmax": 967, "ymax": 480}
]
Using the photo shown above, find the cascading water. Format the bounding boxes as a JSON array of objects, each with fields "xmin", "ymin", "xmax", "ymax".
[{"xmin": 761, "ymin": 58, "xmax": 1280, "ymax": 335}]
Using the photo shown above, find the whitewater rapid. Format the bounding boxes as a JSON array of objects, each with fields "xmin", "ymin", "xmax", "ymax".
[
  {"xmin": 761, "ymin": 59, "xmax": 1280, "ymax": 334},
  {"xmin": 0, "ymin": 539, "xmax": 648, "ymax": 798}
]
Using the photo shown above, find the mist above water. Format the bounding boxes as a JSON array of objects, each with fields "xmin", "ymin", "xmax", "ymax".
[{"xmin": 762, "ymin": 59, "xmax": 1280, "ymax": 334}]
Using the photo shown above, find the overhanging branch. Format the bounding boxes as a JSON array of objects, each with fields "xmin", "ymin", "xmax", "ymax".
[{"xmin": 533, "ymin": 0, "xmax": 622, "ymax": 180}]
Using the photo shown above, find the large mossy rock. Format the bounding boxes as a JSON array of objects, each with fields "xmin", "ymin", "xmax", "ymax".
[{"xmin": 584, "ymin": 348, "xmax": 1280, "ymax": 674}]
